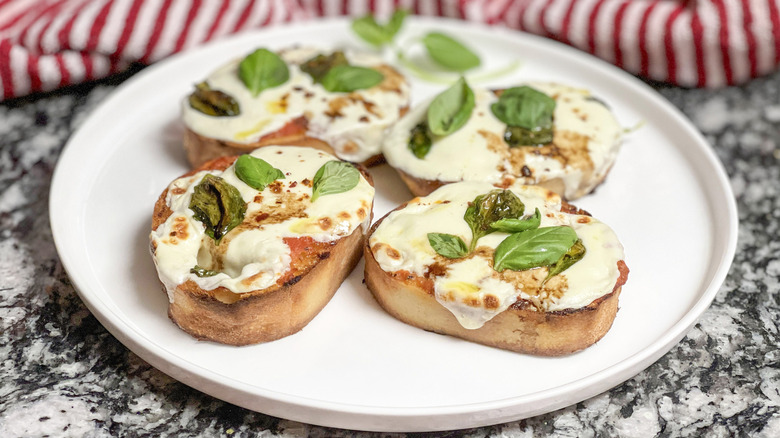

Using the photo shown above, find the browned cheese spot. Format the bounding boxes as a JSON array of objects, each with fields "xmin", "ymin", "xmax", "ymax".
[
  {"xmin": 356, "ymin": 208, "xmax": 367, "ymax": 220},
  {"xmin": 338, "ymin": 211, "xmax": 351, "ymax": 221},
  {"xmin": 426, "ymin": 262, "xmax": 447, "ymax": 278},
  {"xmin": 171, "ymin": 187, "xmax": 186, "ymax": 195},
  {"xmin": 301, "ymin": 178, "xmax": 312, "ymax": 187},
  {"xmin": 373, "ymin": 64, "xmax": 406, "ymax": 96},
  {"xmin": 318, "ymin": 217, "xmax": 333, "ymax": 230},
  {"xmin": 359, "ymin": 116, "xmax": 370, "ymax": 123},
  {"xmin": 169, "ymin": 216, "xmax": 189, "ymax": 241},
  {"xmin": 325, "ymin": 96, "xmax": 349, "ymax": 119},
  {"xmin": 341, "ymin": 140, "xmax": 359, "ymax": 154},
  {"xmin": 386, "ymin": 247, "xmax": 401, "ymax": 260},
  {"xmin": 289, "ymin": 181, "xmax": 298, "ymax": 188},
  {"xmin": 577, "ymin": 216, "xmax": 592, "ymax": 224},
  {"xmin": 253, "ymin": 194, "xmax": 263, "ymax": 203},
  {"xmin": 268, "ymin": 181, "xmax": 284, "ymax": 194},
  {"xmin": 483, "ymin": 294, "xmax": 499, "ymax": 310},
  {"xmin": 477, "ymin": 129, "xmax": 506, "ymax": 155}
]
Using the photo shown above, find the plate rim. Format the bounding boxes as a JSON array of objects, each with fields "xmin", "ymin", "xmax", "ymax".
[{"xmin": 49, "ymin": 16, "xmax": 738, "ymax": 432}]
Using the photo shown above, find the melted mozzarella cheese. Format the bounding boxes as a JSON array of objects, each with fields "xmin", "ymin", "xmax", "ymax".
[
  {"xmin": 151, "ymin": 146, "xmax": 374, "ymax": 301},
  {"xmin": 382, "ymin": 83, "xmax": 623, "ymax": 200},
  {"xmin": 369, "ymin": 181, "xmax": 624, "ymax": 329},
  {"xmin": 181, "ymin": 47, "xmax": 410, "ymax": 163}
]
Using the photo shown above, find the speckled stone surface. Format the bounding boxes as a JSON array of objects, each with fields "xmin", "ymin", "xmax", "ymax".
[{"xmin": 1, "ymin": 63, "xmax": 779, "ymax": 436}]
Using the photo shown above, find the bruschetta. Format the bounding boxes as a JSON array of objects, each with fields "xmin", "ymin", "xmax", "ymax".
[
  {"xmin": 382, "ymin": 82, "xmax": 624, "ymax": 200},
  {"xmin": 364, "ymin": 181, "xmax": 628, "ymax": 355},
  {"xmin": 150, "ymin": 145, "xmax": 374, "ymax": 345},
  {"xmin": 182, "ymin": 46, "xmax": 410, "ymax": 168}
]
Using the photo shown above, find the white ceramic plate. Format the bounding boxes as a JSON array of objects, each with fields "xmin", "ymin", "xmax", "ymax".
[{"xmin": 50, "ymin": 17, "xmax": 738, "ymax": 432}]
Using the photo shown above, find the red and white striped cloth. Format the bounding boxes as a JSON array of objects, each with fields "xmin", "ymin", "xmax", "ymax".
[{"xmin": 1, "ymin": 0, "xmax": 778, "ymax": 101}]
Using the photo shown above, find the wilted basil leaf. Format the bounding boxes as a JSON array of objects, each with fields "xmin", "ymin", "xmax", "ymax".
[
  {"xmin": 321, "ymin": 65, "xmax": 384, "ymax": 92},
  {"xmin": 301, "ymin": 51, "xmax": 348, "ymax": 83},
  {"xmin": 188, "ymin": 82, "xmax": 240, "ymax": 117},
  {"xmin": 235, "ymin": 155, "xmax": 284, "ymax": 190},
  {"xmin": 427, "ymin": 77, "xmax": 475, "ymax": 136},
  {"xmin": 239, "ymin": 48, "xmax": 289, "ymax": 97},
  {"xmin": 408, "ymin": 122, "xmax": 433, "ymax": 159},
  {"xmin": 544, "ymin": 239, "xmax": 586, "ymax": 282},
  {"xmin": 504, "ymin": 125, "xmax": 554, "ymax": 147},
  {"xmin": 428, "ymin": 233, "xmax": 468, "ymax": 259},
  {"xmin": 463, "ymin": 189, "xmax": 525, "ymax": 251},
  {"xmin": 311, "ymin": 161, "xmax": 360, "ymax": 202},
  {"xmin": 190, "ymin": 265, "xmax": 219, "ymax": 277},
  {"xmin": 493, "ymin": 226, "xmax": 578, "ymax": 272},
  {"xmin": 189, "ymin": 174, "xmax": 246, "ymax": 242},
  {"xmin": 422, "ymin": 32, "xmax": 480, "ymax": 72},
  {"xmin": 490, "ymin": 208, "xmax": 541, "ymax": 233},
  {"xmin": 491, "ymin": 86, "xmax": 555, "ymax": 129}
]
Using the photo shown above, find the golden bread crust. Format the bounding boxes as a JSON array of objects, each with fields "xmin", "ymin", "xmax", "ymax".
[{"xmin": 151, "ymin": 154, "xmax": 371, "ymax": 345}]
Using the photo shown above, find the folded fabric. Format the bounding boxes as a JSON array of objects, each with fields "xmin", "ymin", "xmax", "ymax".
[{"xmin": 1, "ymin": 0, "xmax": 777, "ymax": 101}]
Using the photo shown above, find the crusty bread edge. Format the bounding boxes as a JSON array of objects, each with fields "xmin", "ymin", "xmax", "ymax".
[{"xmin": 363, "ymin": 206, "xmax": 625, "ymax": 356}]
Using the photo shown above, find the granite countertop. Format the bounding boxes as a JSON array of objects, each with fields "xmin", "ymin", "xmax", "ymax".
[{"xmin": 1, "ymin": 62, "xmax": 779, "ymax": 436}]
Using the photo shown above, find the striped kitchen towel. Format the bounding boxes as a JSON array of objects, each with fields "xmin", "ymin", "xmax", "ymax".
[{"xmin": 1, "ymin": 0, "xmax": 778, "ymax": 101}]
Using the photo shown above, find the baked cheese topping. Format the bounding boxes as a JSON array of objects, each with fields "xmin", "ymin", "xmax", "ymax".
[
  {"xmin": 151, "ymin": 146, "xmax": 374, "ymax": 301},
  {"xmin": 382, "ymin": 83, "xmax": 622, "ymax": 200},
  {"xmin": 181, "ymin": 47, "xmax": 411, "ymax": 163},
  {"xmin": 369, "ymin": 181, "xmax": 624, "ymax": 329}
]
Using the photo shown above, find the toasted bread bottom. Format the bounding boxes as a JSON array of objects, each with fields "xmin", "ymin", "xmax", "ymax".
[
  {"xmin": 364, "ymin": 236, "xmax": 624, "ymax": 356},
  {"xmin": 167, "ymin": 227, "xmax": 364, "ymax": 345}
]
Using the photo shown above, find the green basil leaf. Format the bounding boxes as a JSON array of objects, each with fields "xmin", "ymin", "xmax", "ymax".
[
  {"xmin": 300, "ymin": 51, "xmax": 348, "ymax": 83},
  {"xmin": 493, "ymin": 226, "xmax": 578, "ymax": 272},
  {"xmin": 504, "ymin": 125, "xmax": 554, "ymax": 147},
  {"xmin": 311, "ymin": 161, "xmax": 360, "ymax": 202},
  {"xmin": 463, "ymin": 189, "xmax": 525, "ymax": 251},
  {"xmin": 351, "ymin": 16, "xmax": 391, "ymax": 47},
  {"xmin": 408, "ymin": 121, "xmax": 433, "ymax": 159},
  {"xmin": 422, "ymin": 32, "xmax": 480, "ymax": 72},
  {"xmin": 351, "ymin": 9, "xmax": 408, "ymax": 47},
  {"xmin": 234, "ymin": 155, "xmax": 285, "ymax": 190},
  {"xmin": 491, "ymin": 86, "xmax": 556, "ymax": 130},
  {"xmin": 427, "ymin": 77, "xmax": 475, "ymax": 136},
  {"xmin": 428, "ymin": 233, "xmax": 468, "ymax": 259},
  {"xmin": 189, "ymin": 174, "xmax": 246, "ymax": 242},
  {"xmin": 190, "ymin": 265, "xmax": 219, "ymax": 277},
  {"xmin": 385, "ymin": 9, "xmax": 408, "ymax": 39},
  {"xmin": 321, "ymin": 65, "xmax": 384, "ymax": 93},
  {"xmin": 545, "ymin": 239, "xmax": 586, "ymax": 282},
  {"xmin": 239, "ymin": 48, "xmax": 289, "ymax": 97},
  {"xmin": 490, "ymin": 208, "xmax": 541, "ymax": 233},
  {"xmin": 188, "ymin": 82, "xmax": 240, "ymax": 117}
]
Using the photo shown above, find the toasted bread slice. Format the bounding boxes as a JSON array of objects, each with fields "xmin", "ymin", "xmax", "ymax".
[
  {"xmin": 364, "ymin": 181, "xmax": 628, "ymax": 356},
  {"xmin": 382, "ymin": 83, "xmax": 623, "ymax": 200},
  {"xmin": 151, "ymin": 146, "xmax": 374, "ymax": 345},
  {"xmin": 182, "ymin": 47, "xmax": 410, "ymax": 168}
]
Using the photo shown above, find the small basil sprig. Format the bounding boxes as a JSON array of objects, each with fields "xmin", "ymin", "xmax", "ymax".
[
  {"xmin": 408, "ymin": 122, "xmax": 433, "ymax": 158},
  {"xmin": 311, "ymin": 161, "xmax": 360, "ymax": 202},
  {"xmin": 463, "ymin": 189, "xmax": 525, "ymax": 252},
  {"xmin": 188, "ymin": 82, "xmax": 240, "ymax": 117},
  {"xmin": 190, "ymin": 265, "xmax": 219, "ymax": 277},
  {"xmin": 189, "ymin": 174, "xmax": 246, "ymax": 242},
  {"xmin": 493, "ymin": 226, "xmax": 578, "ymax": 272},
  {"xmin": 422, "ymin": 32, "xmax": 480, "ymax": 72},
  {"xmin": 321, "ymin": 65, "xmax": 384, "ymax": 93},
  {"xmin": 544, "ymin": 239, "xmax": 586, "ymax": 282},
  {"xmin": 492, "ymin": 86, "xmax": 556, "ymax": 147},
  {"xmin": 235, "ymin": 155, "xmax": 285, "ymax": 190},
  {"xmin": 351, "ymin": 9, "xmax": 408, "ymax": 47},
  {"xmin": 428, "ymin": 77, "xmax": 475, "ymax": 136},
  {"xmin": 490, "ymin": 208, "xmax": 541, "ymax": 233},
  {"xmin": 301, "ymin": 51, "xmax": 348, "ymax": 83},
  {"xmin": 428, "ymin": 233, "xmax": 468, "ymax": 259},
  {"xmin": 239, "ymin": 48, "xmax": 289, "ymax": 97}
]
